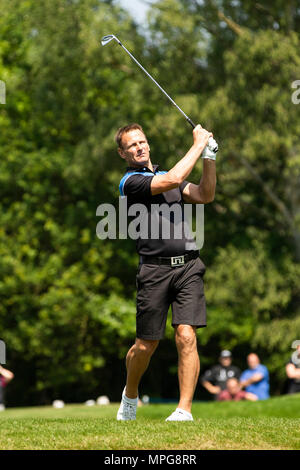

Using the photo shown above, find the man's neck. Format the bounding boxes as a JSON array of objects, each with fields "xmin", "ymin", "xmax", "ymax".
[{"xmin": 129, "ymin": 162, "xmax": 154, "ymax": 172}]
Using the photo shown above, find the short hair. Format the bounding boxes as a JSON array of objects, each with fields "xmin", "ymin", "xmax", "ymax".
[
  {"xmin": 226, "ymin": 377, "xmax": 238, "ymax": 384},
  {"xmin": 115, "ymin": 123, "xmax": 146, "ymax": 149}
]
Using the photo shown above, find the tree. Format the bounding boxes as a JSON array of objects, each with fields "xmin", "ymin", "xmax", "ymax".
[
  {"xmin": 1, "ymin": 0, "xmax": 300, "ymax": 403},
  {"xmin": 0, "ymin": 0, "xmax": 145, "ymax": 404}
]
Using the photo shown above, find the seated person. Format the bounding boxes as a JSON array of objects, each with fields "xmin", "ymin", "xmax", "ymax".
[
  {"xmin": 285, "ymin": 343, "xmax": 300, "ymax": 394},
  {"xmin": 200, "ymin": 350, "xmax": 241, "ymax": 399},
  {"xmin": 0, "ymin": 365, "xmax": 14, "ymax": 410},
  {"xmin": 218, "ymin": 377, "xmax": 258, "ymax": 401},
  {"xmin": 239, "ymin": 353, "xmax": 270, "ymax": 400}
]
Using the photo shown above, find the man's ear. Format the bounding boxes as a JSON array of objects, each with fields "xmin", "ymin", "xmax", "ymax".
[{"xmin": 118, "ymin": 147, "xmax": 126, "ymax": 159}]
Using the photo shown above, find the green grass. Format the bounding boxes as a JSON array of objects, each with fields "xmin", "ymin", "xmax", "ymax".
[{"xmin": 0, "ymin": 394, "xmax": 299, "ymax": 450}]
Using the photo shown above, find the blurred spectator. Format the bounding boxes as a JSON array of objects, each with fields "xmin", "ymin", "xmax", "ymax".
[
  {"xmin": 0, "ymin": 365, "xmax": 14, "ymax": 410},
  {"xmin": 201, "ymin": 350, "xmax": 241, "ymax": 399},
  {"xmin": 218, "ymin": 377, "xmax": 258, "ymax": 401},
  {"xmin": 240, "ymin": 353, "xmax": 270, "ymax": 400},
  {"xmin": 285, "ymin": 343, "xmax": 300, "ymax": 394}
]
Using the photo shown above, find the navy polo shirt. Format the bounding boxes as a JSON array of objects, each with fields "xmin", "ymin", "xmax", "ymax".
[{"xmin": 119, "ymin": 165, "xmax": 197, "ymax": 257}]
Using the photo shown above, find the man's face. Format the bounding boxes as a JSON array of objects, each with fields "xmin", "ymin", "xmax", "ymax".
[
  {"xmin": 247, "ymin": 354, "xmax": 259, "ymax": 369},
  {"xmin": 227, "ymin": 379, "xmax": 240, "ymax": 395},
  {"xmin": 220, "ymin": 357, "xmax": 232, "ymax": 367},
  {"xmin": 118, "ymin": 129, "xmax": 151, "ymax": 168}
]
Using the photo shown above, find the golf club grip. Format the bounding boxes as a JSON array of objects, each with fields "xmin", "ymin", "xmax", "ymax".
[{"xmin": 187, "ymin": 118, "xmax": 218, "ymax": 153}]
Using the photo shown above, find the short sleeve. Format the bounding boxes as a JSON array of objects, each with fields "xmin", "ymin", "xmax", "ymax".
[
  {"xmin": 179, "ymin": 180, "xmax": 189, "ymax": 193},
  {"xmin": 260, "ymin": 365, "xmax": 269, "ymax": 379},
  {"xmin": 123, "ymin": 174, "xmax": 154, "ymax": 198},
  {"xmin": 201, "ymin": 368, "xmax": 213, "ymax": 383}
]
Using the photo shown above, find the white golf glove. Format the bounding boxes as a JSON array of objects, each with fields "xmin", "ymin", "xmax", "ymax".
[{"xmin": 201, "ymin": 137, "xmax": 218, "ymax": 160}]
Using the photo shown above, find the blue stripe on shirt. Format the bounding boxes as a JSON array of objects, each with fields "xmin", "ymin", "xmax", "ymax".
[{"xmin": 119, "ymin": 170, "xmax": 167, "ymax": 196}]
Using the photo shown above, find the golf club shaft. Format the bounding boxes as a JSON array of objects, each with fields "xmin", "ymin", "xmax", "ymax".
[
  {"xmin": 102, "ymin": 35, "xmax": 218, "ymax": 153},
  {"xmin": 117, "ymin": 40, "xmax": 196, "ymax": 128}
]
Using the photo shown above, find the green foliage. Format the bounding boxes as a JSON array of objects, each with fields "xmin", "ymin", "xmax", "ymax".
[{"xmin": 199, "ymin": 241, "xmax": 300, "ymax": 385}]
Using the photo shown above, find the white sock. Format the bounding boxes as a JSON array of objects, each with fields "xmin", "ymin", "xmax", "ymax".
[
  {"xmin": 124, "ymin": 392, "xmax": 138, "ymax": 404},
  {"xmin": 176, "ymin": 408, "xmax": 192, "ymax": 418}
]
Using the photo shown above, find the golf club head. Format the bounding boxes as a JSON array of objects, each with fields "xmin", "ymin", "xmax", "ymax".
[{"xmin": 101, "ymin": 34, "xmax": 121, "ymax": 46}]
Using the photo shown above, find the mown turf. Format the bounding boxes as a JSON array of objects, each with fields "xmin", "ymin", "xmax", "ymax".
[{"xmin": 0, "ymin": 394, "xmax": 299, "ymax": 450}]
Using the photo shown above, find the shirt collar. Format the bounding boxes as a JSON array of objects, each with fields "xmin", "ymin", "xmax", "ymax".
[{"xmin": 126, "ymin": 164, "xmax": 159, "ymax": 173}]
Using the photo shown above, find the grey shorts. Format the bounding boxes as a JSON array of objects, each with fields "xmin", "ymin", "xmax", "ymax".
[{"xmin": 135, "ymin": 257, "xmax": 206, "ymax": 340}]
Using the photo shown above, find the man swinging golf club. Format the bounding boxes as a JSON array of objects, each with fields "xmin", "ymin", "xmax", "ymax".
[
  {"xmin": 101, "ymin": 34, "xmax": 217, "ymax": 421},
  {"xmin": 116, "ymin": 123, "xmax": 216, "ymax": 421}
]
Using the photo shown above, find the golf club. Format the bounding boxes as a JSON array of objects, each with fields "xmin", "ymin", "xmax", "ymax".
[{"xmin": 101, "ymin": 34, "xmax": 218, "ymax": 155}]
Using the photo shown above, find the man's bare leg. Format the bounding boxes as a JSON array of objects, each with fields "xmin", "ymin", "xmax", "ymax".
[
  {"xmin": 175, "ymin": 324, "xmax": 200, "ymax": 413},
  {"xmin": 125, "ymin": 338, "xmax": 159, "ymax": 399}
]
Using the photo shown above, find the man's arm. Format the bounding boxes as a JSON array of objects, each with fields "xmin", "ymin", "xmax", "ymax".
[
  {"xmin": 201, "ymin": 367, "xmax": 221, "ymax": 395},
  {"xmin": 150, "ymin": 125, "xmax": 213, "ymax": 199},
  {"xmin": 245, "ymin": 392, "xmax": 259, "ymax": 401},
  {"xmin": 181, "ymin": 158, "xmax": 216, "ymax": 204},
  {"xmin": 202, "ymin": 380, "xmax": 221, "ymax": 395},
  {"xmin": 240, "ymin": 373, "xmax": 263, "ymax": 389},
  {"xmin": 0, "ymin": 365, "xmax": 14, "ymax": 383},
  {"xmin": 286, "ymin": 363, "xmax": 300, "ymax": 379}
]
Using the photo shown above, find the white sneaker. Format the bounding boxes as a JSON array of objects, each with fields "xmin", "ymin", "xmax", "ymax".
[
  {"xmin": 117, "ymin": 387, "xmax": 138, "ymax": 421},
  {"xmin": 165, "ymin": 408, "xmax": 193, "ymax": 421}
]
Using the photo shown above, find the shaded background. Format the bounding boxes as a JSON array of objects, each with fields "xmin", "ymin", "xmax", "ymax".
[{"xmin": 0, "ymin": 0, "xmax": 299, "ymax": 406}]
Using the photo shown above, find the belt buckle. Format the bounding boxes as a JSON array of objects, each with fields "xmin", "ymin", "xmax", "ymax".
[{"xmin": 171, "ymin": 255, "xmax": 185, "ymax": 267}]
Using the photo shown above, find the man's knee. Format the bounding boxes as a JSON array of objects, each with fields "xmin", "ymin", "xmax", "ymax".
[
  {"xmin": 135, "ymin": 338, "xmax": 159, "ymax": 356},
  {"xmin": 175, "ymin": 325, "xmax": 197, "ymax": 351}
]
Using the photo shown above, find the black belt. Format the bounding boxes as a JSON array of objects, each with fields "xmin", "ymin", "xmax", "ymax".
[{"xmin": 140, "ymin": 250, "xmax": 199, "ymax": 267}]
